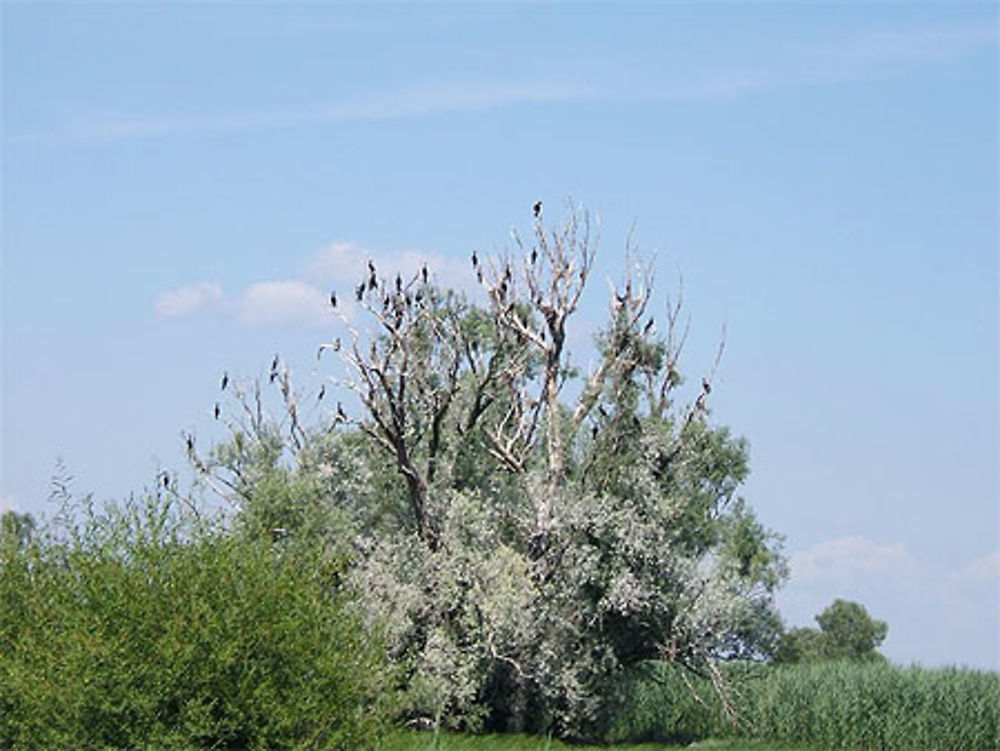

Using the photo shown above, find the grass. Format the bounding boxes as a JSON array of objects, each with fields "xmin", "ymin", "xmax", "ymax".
[{"xmin": 378, "ymin": 730, "xmax": 814, "ymax": 750}]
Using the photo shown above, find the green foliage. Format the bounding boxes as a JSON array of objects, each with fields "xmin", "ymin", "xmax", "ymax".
[
  {"xmin": 0, "ymin": 497, "xmax": 390, "ymax": 750},
  {"xmin": 775, "ymin": 600, "xmax": 887, "ymax": 664},
  {"xmin": 612, "ymin": 660, "xmax": 1000, "ymax": 751}
]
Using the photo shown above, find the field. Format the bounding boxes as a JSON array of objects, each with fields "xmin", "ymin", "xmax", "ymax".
[{"xmin": 379, "ymin": 731, "xmax": 811, "ymax": 750}]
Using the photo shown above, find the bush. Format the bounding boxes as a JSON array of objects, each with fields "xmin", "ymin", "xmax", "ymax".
[{"xmin": 0, "ymin": 496, "xmax": 390, "ymax": 749}]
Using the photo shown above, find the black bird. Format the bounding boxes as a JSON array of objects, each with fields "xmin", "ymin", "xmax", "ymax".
[
  {"xmin": 395, "ymin": 273, "xmax": 402, "ymax": 293},
  {"xmin": 471, "ymin": 250, "xmax": 479, "ymax": 267},
  {"xmin": 591, "ymin": 424, "xmax": 599, "ymax": 439},
  {"xmin": 221, "ymin": 372, "xmax": 229, "ymax": 391},
  {"xmin": 533, "ymin": 200, "xmax": 542, "ymax": 217},
  {"xmin": 271, "ymin": 354, "xmax": 280, "ymax": 373},
  {"xmin": 214, "ymin": 403, "xmax": 220, "ymax": 420},
  {"xmin": 318, "ymin": 385, "xmax": 325, "ymax": 402},
  {"xmin": 356, "ymin": 282, "xmax": 365, "ymax": 301},
  {"xmin": 330, "ymin": 291, "xmax": 337, "ymax": 308},
  {"xmin": 644, "ymin": 319, "xmax": 654, "ymax": 335},
  {"xmin": 531, "ymin": 248, "xmax": 538, "ymax": 265},
  {"xmin": 368, "ymin": 259, "xmax": 376, "ymax": 275},
  {"xmin": 185, "ymin": 434, "xmax": 195, "ymax": 453},
  {"xmin": 336, "ymin": 401, "xmax": 347, "ymax": 421},
  {"xmin": 421, "ymin": 263, "xmax": 428, "ymax": 285},
  {"xmin": 702, "ymin": 377, "xmax": 712, "ymax": 394},
  {"xmin": 162, "ymin": 473, "xmax": 170, "ymax": 489},
  {"xmin": 598, "ymin": 405, "xmax": 608, "ymax": 419}
]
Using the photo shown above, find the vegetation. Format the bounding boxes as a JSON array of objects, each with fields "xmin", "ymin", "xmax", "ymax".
[
  {"xmin": 775, "ymin": 599, "xmax": 888, "ymax": 664},
  {"xmin": 193, "ymin": 204, "xmax": 787, "ymax": 738},
  {"xmin": 0, "ymin": 495, "xmax": 390, "ymax": 750},
  {"xmin": 611, "ymin": 660, "xmax": 1000, "ymax": 750},
  {"xmin": 2, "ymin": 205, "xmax": 996, "ymax": 749}
]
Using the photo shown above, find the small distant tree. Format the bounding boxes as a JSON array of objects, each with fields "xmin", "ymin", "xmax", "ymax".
[{"xmin": 775, "ymin": 599, "xmax": 888, "ymax": 664}]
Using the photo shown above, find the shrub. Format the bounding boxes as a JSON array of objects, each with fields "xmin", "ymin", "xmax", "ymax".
[{"xmin": 0, "ymin": 496, "xmax": 390, "ymax": 750}]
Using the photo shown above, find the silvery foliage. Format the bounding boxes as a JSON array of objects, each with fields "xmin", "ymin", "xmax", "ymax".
[{"xmin": 201, "ymin": 207, "xmax": 787, "ymax": 737}]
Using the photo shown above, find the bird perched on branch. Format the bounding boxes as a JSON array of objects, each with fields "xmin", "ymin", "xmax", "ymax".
[
  {"xmin": 214, "ymin": 403, "xmax": 220, "ymax": 420},
  {"xmin": 220, "ymin": 372, "xmax": 229, "ymax": 391},
  {"xmin": 533, "ymin": 200, "xmax": 542, "ymax": 217},
  {"xmin": 330, "ymin": 291, "xmax": 337, "ymax": 308},
  {"xmin": 356, "ymin": 282, "xmax": 365, "ymax": 301},
  {"xmin": 471, "ymin": 250, "xmax": 479, "ymax": 267},
  {"xmin": 702, "ymin": 377, "xmax": 712, "ymax": 394},
  {"xmin": 317, "ymin": 385, "xmax": 325, "ymax": 402}
]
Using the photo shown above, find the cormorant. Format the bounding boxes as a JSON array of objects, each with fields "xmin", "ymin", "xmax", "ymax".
[
  {"xmin": 531, "ymin": 248, "xmax": 538, "ymax": 265},
  {"xmin": 330, "ymin": 291, "xmax": 337, "ymax": 308},
  {"xmin": 356, "ymin": 282, "xmax": 365, "ymax": 301},
  {"xmin": 471, "ymin": 250, "xmax": 479, "ymax": 267},
  {"xmin": 214, "ymin": 403, "xmax": 220, "ymax": 420},
  {"xmin": 221, "ymin": 372, "xmax": 229, "ymax": 391},
  {"xmin": 702, "ymin": 377, "xmax": 711, "ymax": 394},
  {"xmin": 421, "ymin": 264, "xmax": 428, "ymax": 284},
  {"xmin": 533, "ymin": 200, "xmax": 542, "ymax": 217},
  {"xmin": 395, "ymin": 273, "xmax": 402, "ymax": 293},
  {"xmin": 336, "ymin": 402, "xmax": 347, "ymax": 421},
  {"xmin": 318, "ymin": 385, "xmax": 325, "ymax": 402}
]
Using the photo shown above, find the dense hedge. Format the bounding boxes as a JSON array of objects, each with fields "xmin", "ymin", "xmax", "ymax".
[
  {"xmin": 611, "ymin": 660, "xmax": 1000, "ymax": 750},
  {"xmin": 0, "ymin": 498, "xmax": 390, "ymax": 750}
]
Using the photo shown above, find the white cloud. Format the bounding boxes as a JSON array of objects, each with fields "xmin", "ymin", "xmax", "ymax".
[
  {"xmin": 789, "ymin": 535, "xmax": 918, "ymax": 583},
  {"xmin": 155, "ymin": 282, "xmax": 225, "ymax": 318},
  {"xmin": 306, "ymin": 240, "xmax": 478, "ymax": 298},
  {"xmin": 954, "ymin": 552, "xmax": 1000, "ymax": 584},
  {"xmin": 236, "ymin": 280, "xmax": 333, "ymax": 327}
]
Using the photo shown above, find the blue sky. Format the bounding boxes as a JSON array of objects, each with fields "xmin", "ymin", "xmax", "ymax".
[{"xmin": 2, "ymin": 3, "xmax": 997, "ymax": 668}]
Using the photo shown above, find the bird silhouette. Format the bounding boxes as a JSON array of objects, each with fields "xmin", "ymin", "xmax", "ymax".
[
  {"xmin": 185, "ymin": 435, "xmax": 195, "ymax": 453},
  {"xmin": 356, "ymin": 282, "xmax": 365, "ymax": 301},
  {"xmin": 533, "ymin": 200, "xmax": 542, "ymax": 217},
  {"xmin": 395, "ymin": 273, "xmax": 402, "ymax": 293},
  {"xmin": 702, "ymin": 377, "xmax": 712, "ymax": 394},
  {"xmin": 336, "ymin": 402, "xmax": 347, "ymax": 421},
  {"xmin": 330, "ymin": 291, "xmax": 338, "ymax": 308},
  {"xmin": 471, "ymin": 250, "xmax": 479, "ymax": 267},
  {"xmin": 214, "ymin": 403, "xmax": 220, "ymax": 420},
  {"xmin": 162, "ymin": 473, "xmax": 170, "ymax": 489},
  {"xmin": 318, "ymin": 385, "xmax": 325, "ymax": 401},
  {"xmin": 644, "ymin": 319, "xmax": 654, "ymax": 335},
  {"xmin": 421, "ymin": 264, "xmax": 428, "ymax": 284},
  {"xmin": 531, "ymin": 248, "xmax": 538, "ymax": 265},
  {"xmin": 221, "ymin": 372, "xmax": 229, "ymax": 391}
]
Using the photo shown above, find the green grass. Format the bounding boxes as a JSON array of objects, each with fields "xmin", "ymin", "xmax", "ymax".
[{"xmin": 378, "ymin": 730, "xmax": 813, "ymax": 750}]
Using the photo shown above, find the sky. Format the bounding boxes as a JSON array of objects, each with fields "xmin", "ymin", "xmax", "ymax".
[{"xmin": 2, "ymin": 3, "xmax": 997, "ymax": 669}]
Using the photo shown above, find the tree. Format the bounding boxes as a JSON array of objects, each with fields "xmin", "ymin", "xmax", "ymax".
[
  {"xmin": 775, "ymin": 599, "xmax": 888, "ymax": 664},
  {"xmin": 196, "ymin": 203, "xmax": 787, "ymax": 737}
]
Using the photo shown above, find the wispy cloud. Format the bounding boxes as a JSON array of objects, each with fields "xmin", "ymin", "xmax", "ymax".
[
  {"xmin": 21, "ymin": 80, "xmax": 598, "ymax": 144},
  {"xmin": 656, "ymin": 22, "xmax": 997, "ymax": 100},
  {"xmin": 155, "ymin": 282, "xmax": 225, "ymax": 318}
]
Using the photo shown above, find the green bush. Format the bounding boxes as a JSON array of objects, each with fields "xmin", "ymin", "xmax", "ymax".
[{"xmin": 0, "ymin": 497, "xmax": 390, "ymax": 749}]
